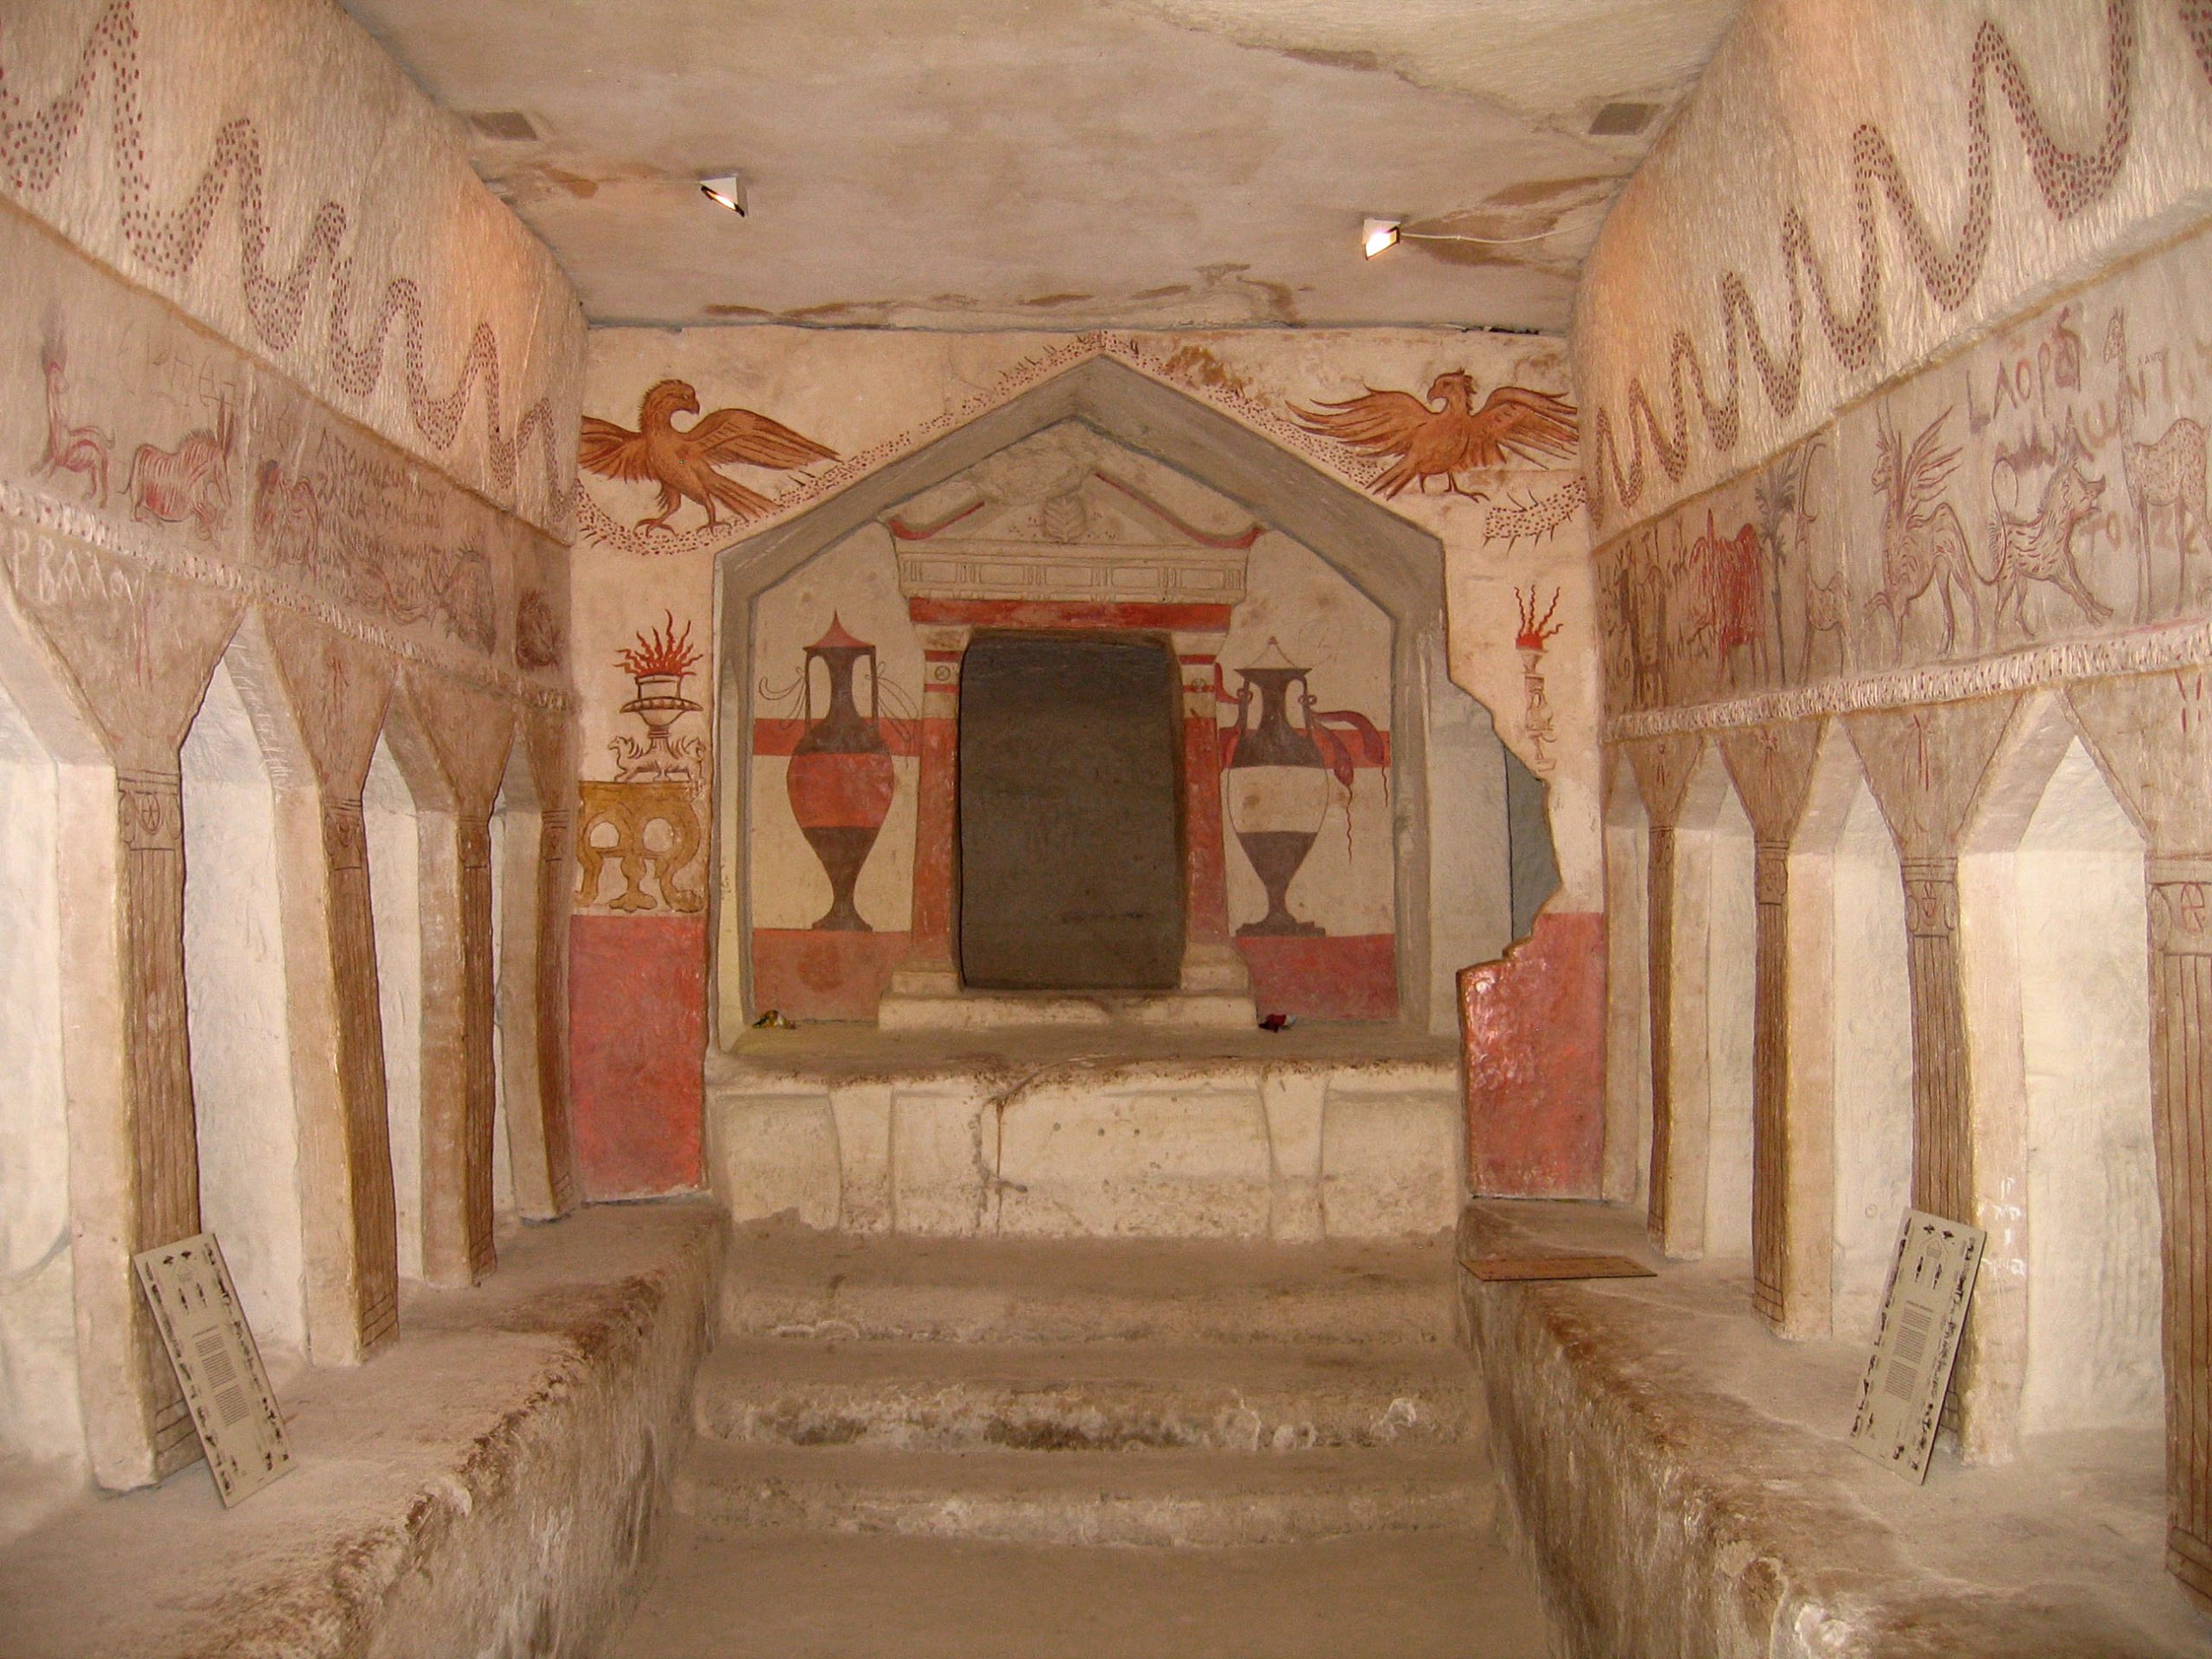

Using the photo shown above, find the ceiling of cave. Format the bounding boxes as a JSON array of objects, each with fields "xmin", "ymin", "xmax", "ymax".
[{"xmin": 342, "ymin": 0, "xmax": 1739, "ymax": 334}]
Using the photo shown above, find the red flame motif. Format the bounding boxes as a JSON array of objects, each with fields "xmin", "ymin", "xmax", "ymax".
[
  {"xmin": 1516, "ymin": 586, "xmax": 1563, "ymax": 653},
  {"xmin": 616, "ymin": 611, "xmax": 702, "ymax": 684}
]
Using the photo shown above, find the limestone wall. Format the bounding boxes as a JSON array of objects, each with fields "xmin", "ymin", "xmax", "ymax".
[
  {"xmin": 1575, "ymin": 0, "xmax": 2212, "ymax": 1611},
  {"xmin": 0, "ymin": 0, "xmax": 584, "ymax": 1499},
  {"xmin": 573, "ymin": 325, "xmax": 1604, "ymax": 1198}
]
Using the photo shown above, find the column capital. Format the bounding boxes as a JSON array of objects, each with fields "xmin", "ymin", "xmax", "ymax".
[
  {"xmin": 1753, "ymin": 840, "xmax": 1790, "ymax": 906},
  {"xmin": 1900, "ymin": 856, "xmax": 1961, "ymax": 938},
  {"xmin": 2150, "ymin": 872, "xmax": 2212, "ymax": 957}
]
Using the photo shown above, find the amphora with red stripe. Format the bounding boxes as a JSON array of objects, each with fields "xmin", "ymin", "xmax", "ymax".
[
  {"xmin": 1224, "ymin": 639, "xmax": 1328, "ymax": 938},
  {"xmin": 785, "ymin": 615, "xmax": 895, "ymax": 931}
]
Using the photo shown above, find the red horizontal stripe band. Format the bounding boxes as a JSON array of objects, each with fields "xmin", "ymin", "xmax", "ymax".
[{"xmin": 753, "ymin": 718, "xmax": 923, "ymax": 758}]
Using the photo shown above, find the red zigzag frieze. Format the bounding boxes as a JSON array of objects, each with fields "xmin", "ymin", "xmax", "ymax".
[
  {"xmin": 1586, "ymin": 0, "xmax": 2212, "ymax": 533},
  {"xmin": 0, "ymin": 0, "xmax": 568, "ymax": 516}
]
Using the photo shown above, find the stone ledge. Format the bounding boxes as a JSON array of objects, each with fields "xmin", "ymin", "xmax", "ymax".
[
  {"xmin": 0, "ymin": 1200, "xmax": 724, "ymax": 1659},
  {"xmin": 1458, "ymin": 1199, "xmax": 2208, "ymax": 1659}
]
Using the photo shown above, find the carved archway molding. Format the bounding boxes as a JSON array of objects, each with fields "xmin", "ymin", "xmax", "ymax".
[{"xmin": 709, "ymin": 356, "xmax": 1458, "ymax": 1044}]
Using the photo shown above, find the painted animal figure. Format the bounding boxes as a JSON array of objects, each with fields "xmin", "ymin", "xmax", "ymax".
[
  {"xmin": 1290, "ymin": 372, "xmax": 1578, "ymax": 499},
  {"xmin": 2105, "ymin": 310, "xmax": 2209, "ymax": 616},
  {"xmin": 252, "ymin": 460, "xmax": 321, "ymax": 569},
  {"xmin": 37, "ymin": 354, "xmax": 112, "ymax": 506},
  {"xmin": 128, "ymin": 399, "xmax": 233, "ymax": 541},
  {"xmin": 580, "ymin": 379, "xmax": 839, "ymax": 532},
  {"xmin": 1983, "ymin": 429, "xmax": 2112, "ymax": 637},
  {"xmin": 1866, "ymin": 405, "xmax": 1980, "ymax": 658},
  {"xmin": 1804, "ymin": 570, "xmax": 1850, "ymax": 666},
  {"xmin": 1684, "ymin": 512, "xmax": 1770, "ymax": 687}
]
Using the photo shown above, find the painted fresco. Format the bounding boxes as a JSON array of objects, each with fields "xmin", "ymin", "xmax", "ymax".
[
  {"xmin": 1217, "ymin": 537, "xmax": 1394, "ymax": 1016},
  {"xmin": 1598, "ymin": 222, "xmax": 2212, "ymax": 730},
  {"xmin": 1290, "ymin": 372, "xmax": 1578, "ymax": 499},
  {"xmin": 748, "ymin": 526, "xmax": 924, "ymax": 1020},
  {"xmin": 580, "ymin": 379, "xmax": 837, "ymax": 533},
  {"xmin": 1579, "ymin": 2, "xmax": 2212, "ymax": 534},
  {"xmin": 734, "ymin": 424, "xmax": 1396, "ymax": 1023},
  {"xmin": 0, "ymin": 0, "xmax": 582, "ymax": 535}
]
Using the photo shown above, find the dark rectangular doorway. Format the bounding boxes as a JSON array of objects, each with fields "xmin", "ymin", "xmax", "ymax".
[{"xmin": 958, "ymin": 633, "xmax": 1184, "ymax": 991}]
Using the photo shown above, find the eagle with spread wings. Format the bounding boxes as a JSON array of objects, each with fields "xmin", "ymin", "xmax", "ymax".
[
  {"xmin": 1290, "ymin": 372, "xmax": 1578, "ymax": 499},
  {"xmin": 580, "ymin": 379, "xmax": 838, "ymax": 531}
]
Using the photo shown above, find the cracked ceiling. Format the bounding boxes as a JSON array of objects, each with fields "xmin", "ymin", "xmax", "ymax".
[{"xmin": 343, "ymin": 0, "xmax": 1739, "ymax": 333}]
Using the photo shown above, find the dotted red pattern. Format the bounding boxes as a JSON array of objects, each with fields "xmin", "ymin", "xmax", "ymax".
[
  {"xmin": 0, "ymin": 1, "xmax": 568, "ymax": 516},
  {"xmin": 1587, "ymin": 0, "xmax": 2175, "ymax": 531}
]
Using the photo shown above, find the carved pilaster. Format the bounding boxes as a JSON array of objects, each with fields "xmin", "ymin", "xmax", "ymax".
[
  {"xmin": 321, "ymin": 797, "xmax": 399, "ymax": 1351},
  {"xmin": 894, "ymin": 624, "xmax": 970, "ymax": 993},
  {"xmin": 459, "ymin": 817, "xmax": 497, "ymax": 1281},
  {"xmin": 1627, "ymin": 734, "xmax": 1703, "ymax": 1249},
  {"xmin": 116, "ymin": 768, "xmax": 199, "ymax": 1471},
  {"xmin": 1900, "ymin": 855, "xmax": 1972, "ymax": 1227},
  {"xmin": 1645, "ymin": 823, "xmax": 1678, "ymax": 1244},
  {"xmin": 1722, "ymin": 721, "xmax": 1822, "ymax": 1329},
  {"xmin": 2149, "ymin": 855, "xmax": 2212, "ymax": 1605},
  {"xmin": 534, "ymin": 805, "xmax": 579, "ymax": 1214},
  {"xmin": 1751, "ymin": 841, "xmax": 1791, "ymax": 1324}
]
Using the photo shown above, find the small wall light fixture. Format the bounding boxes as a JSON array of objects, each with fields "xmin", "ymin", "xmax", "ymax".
[
  {"xmin": 699, "ymin": 174, "xmax": 747, "ymax": 215},
  {"xmin": 1361, "ymin": 208, "xmax": 1601, "ymax": 259}
]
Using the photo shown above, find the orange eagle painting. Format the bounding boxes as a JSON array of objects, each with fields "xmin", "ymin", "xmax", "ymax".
[
  {"xmin": 580, "ymin": 378, "xmax": 839, "ymax": 531},
  {"xmin": 1291, "ymin": 372, "xmax": 1578, "ymax": 499}
]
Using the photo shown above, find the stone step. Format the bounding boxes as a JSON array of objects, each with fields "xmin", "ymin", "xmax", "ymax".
[
  {"xmin": 693, "ymin": 1338, "xmax": 1482, "ymax": 1452},
  {"xmin": 606, "ymin": 1521, "xmax": 1554, "ymax": 1659},
  {"xmin": 676, "ymin": 1439, "xmax": 1497, "ymax": 1547},
  {"xmin": 721, "ymin": 1229, "xmax": 1460, "ymax": 1347}
]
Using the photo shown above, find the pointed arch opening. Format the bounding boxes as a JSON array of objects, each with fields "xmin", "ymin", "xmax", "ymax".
[{"xmin": 180, "ymin": 648, "xmax": 311, "ymax": 1362}]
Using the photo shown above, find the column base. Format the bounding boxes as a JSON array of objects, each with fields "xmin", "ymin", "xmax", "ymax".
[{"xmin": 1179, "ymin": 940, "xmax": 1252, "ymax": 995}]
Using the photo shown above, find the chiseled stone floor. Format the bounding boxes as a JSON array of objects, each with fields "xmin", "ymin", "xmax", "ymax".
[
  {"xmin": 1463, "ymin": 1199, "xmax": 2210, "ymax": 1657},
  {"xmin": 0, "ymin": 1201, "xmax": 723, "ymax": 1659},
  {"xmin": 607, "ymin": 1224, "xmax": 1554, "ymax": 1658}
]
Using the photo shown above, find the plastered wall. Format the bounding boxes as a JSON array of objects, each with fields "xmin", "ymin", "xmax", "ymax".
[
  {"xmin": 0, "ymin": 0, "xmax": 585, "ymax": 1497},
  {"xmin": 572, "ymin": 324, "xmax": 1605, "ymax": 1198},
  {"xmin": 1576, "ymin": 0, "xmax": 2212, "ymax": 1611},
  {"xmin": 1575, "ymin": 0, "xmax": 2212, "ymax": 537}
]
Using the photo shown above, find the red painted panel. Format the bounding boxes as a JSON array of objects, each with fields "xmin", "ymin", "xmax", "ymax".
[
  {"xmin": 1460, "ymin": 911, "xmax": 1605, "ymax": 1199},
  {"xmin": 752, "ymin": 929, "xmax": 911, "ymax": 1022},
  {"xmin": 1236, "ymin": 933, "xmax": 1397, "ymax": 1020},
  {"xmin": 1181, "ymin": 711, "xmax": 1230, "ymax": 944},
  {"xmin": 907, "ymin": 715, "xmax": 959, "ymax": 959},
  {"xmin": 570, "ymin": 914, "xmax": 705, "ymax": 1199}
]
